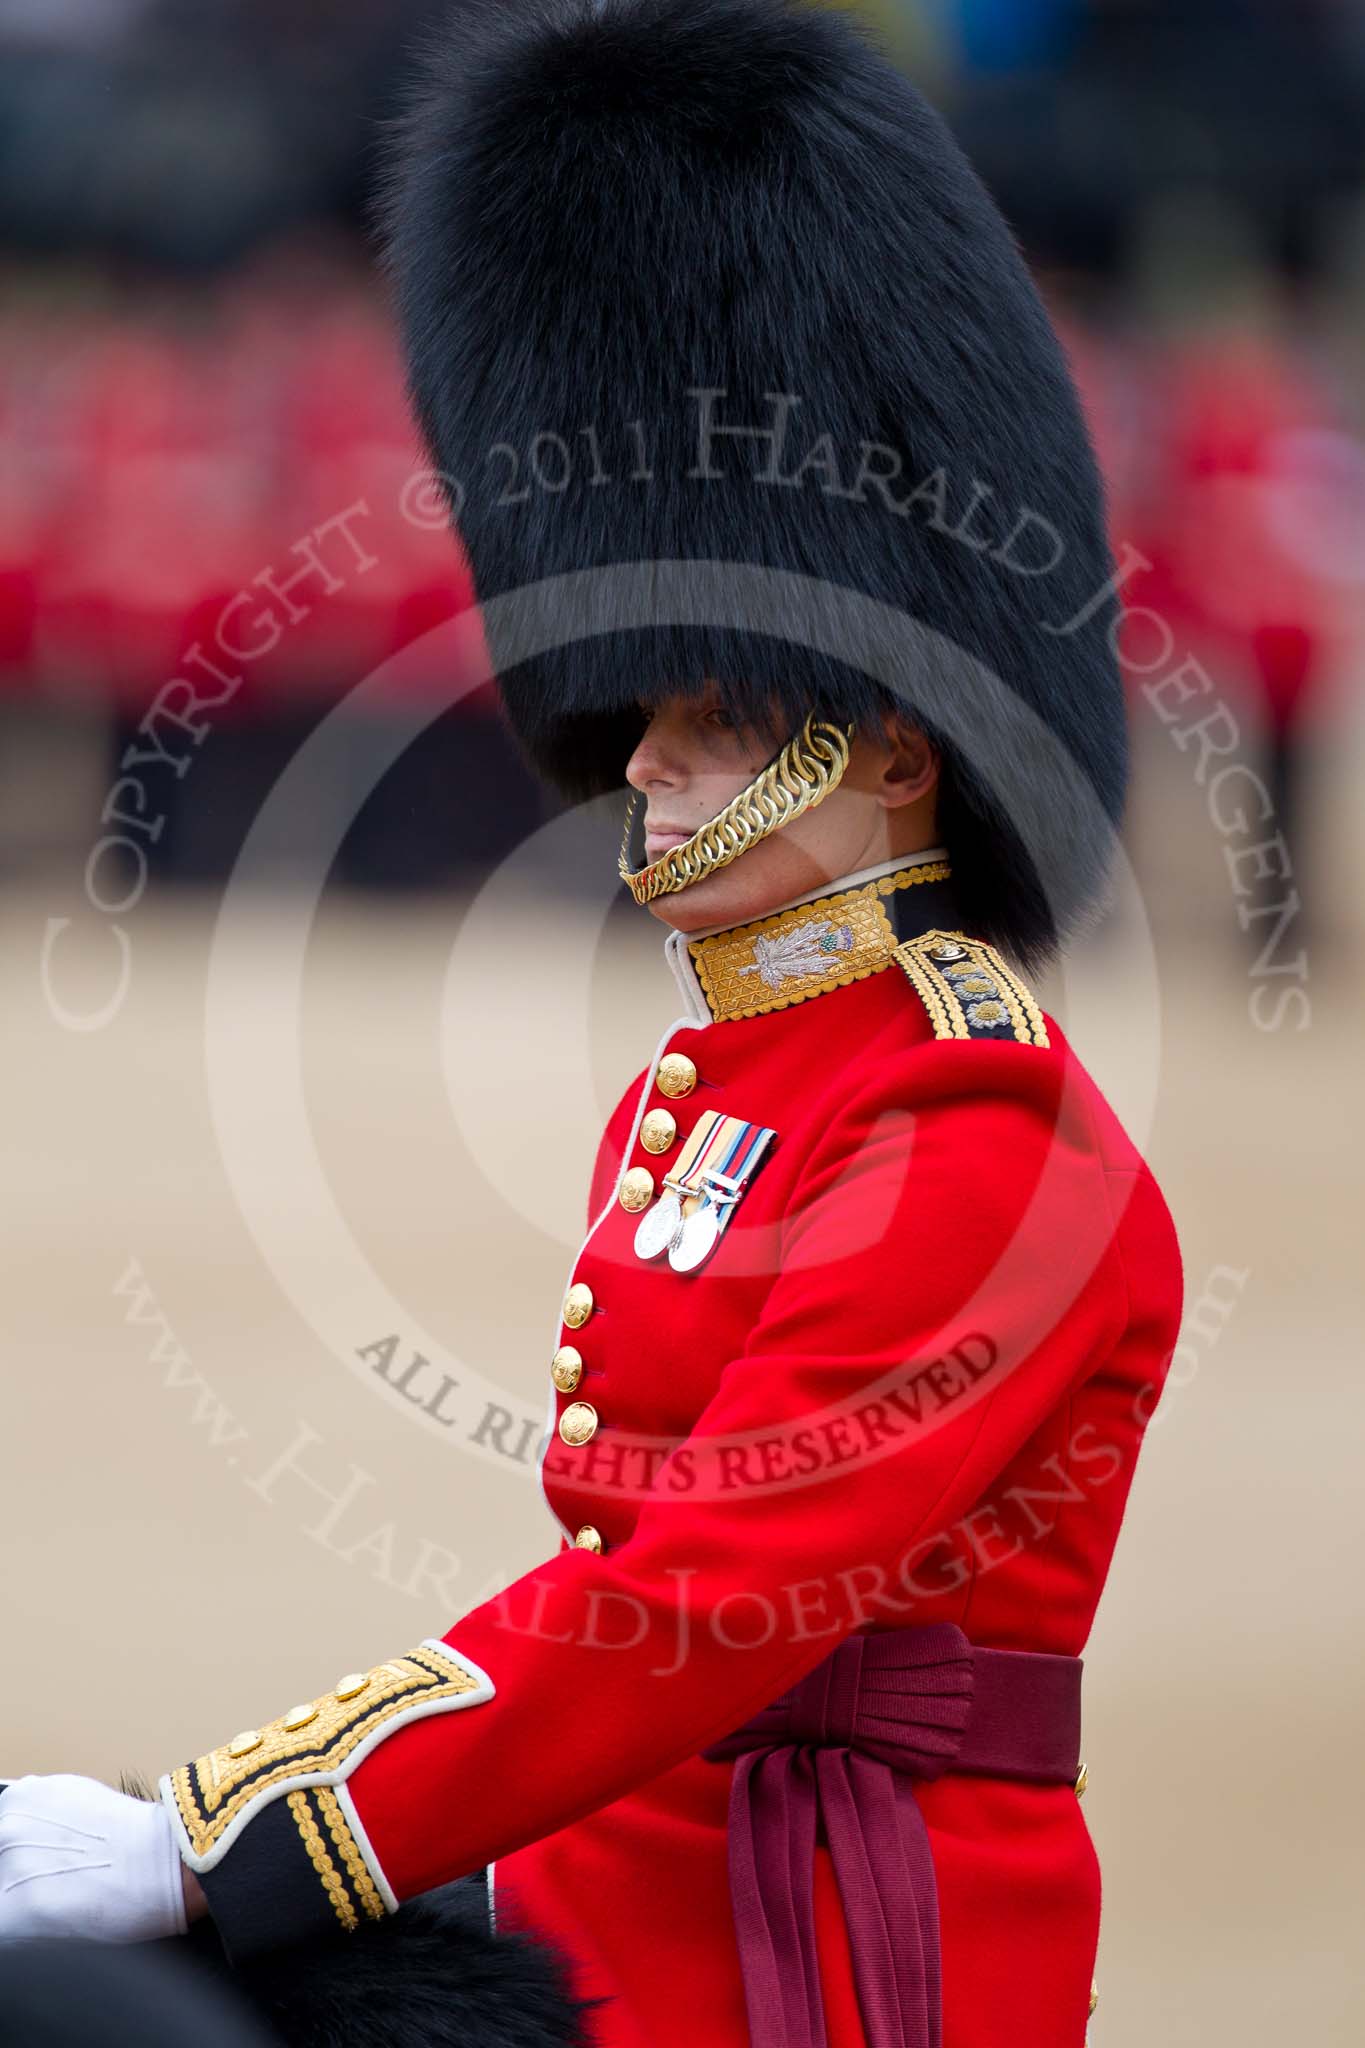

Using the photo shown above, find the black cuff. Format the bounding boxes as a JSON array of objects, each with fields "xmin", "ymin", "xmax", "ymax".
[
  {"xmin": 195, "ymin": 1788, "xmax": 387, "ymax": 1963},
  {"xmin": 160, "ymin": 1641, "xmax": 495, "ymax": 1962}
]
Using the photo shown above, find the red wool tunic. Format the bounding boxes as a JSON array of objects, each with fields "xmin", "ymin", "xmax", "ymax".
[{"xmin": 339, "ymin": 864, "xmax": 1184, "ymax": 2048}]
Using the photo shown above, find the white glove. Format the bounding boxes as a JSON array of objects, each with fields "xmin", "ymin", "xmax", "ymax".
[{"xmin": 0, "ymin": 1774, "xmax": 188, "ymax": 1942}]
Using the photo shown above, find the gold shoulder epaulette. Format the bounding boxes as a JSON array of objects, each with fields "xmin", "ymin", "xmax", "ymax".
[{"xmin": 893, "ymin": 930, "xmax": 1049, "ymax": 1047}]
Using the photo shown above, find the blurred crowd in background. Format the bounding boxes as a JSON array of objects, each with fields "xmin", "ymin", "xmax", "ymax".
[{"xmin": 2, "ymin": 0, "xmax": 1363, "ymax": 933}]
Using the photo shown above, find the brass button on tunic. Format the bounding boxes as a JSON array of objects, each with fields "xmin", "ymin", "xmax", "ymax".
[
  {"xmin": 618, "ymin": 1166, "xmax": 655, "ymax": 1212},
  {"xmin": 562, "ymin": 1281, "xmax": 594, "ymax": 1328},
  {"xmin": 551, "ymin": 1345, "xmax": 584, "ymax": 1393},
  {"xmin": 655, "ymin": 1052, "xmax": 697, "ymax": 1099},
  {"xmin": 640, "ymin": 1108, "xmax": 678, "ymax": 1153},
  {"xmin": 558, "ymin": 1401, "xmax": 598, "ymax": 1447}
]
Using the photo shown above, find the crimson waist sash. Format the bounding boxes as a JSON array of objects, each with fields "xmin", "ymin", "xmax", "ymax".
[{"xmin": 700, "ymin": 1621, "xmax": 1082, "ymax": 2048}]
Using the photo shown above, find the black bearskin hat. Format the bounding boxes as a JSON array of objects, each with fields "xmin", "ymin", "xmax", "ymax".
[
  {"xmin": 0, "ymin": 1898, "xmax": 596, "ymax": 2048},
  {"xmin": 63, "ymin": 1784, "xmax": 599, "ymax": 2048},
  {"xmin": 180, "ymin": 1877, "xmax": 601, "ymax": 2048},
  {"xmin": 377, "ymin": 0, "xmax": 1128, "ymax": 966}
]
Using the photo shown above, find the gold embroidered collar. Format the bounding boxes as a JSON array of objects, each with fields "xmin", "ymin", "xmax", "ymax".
[{"xmin": 687, "ymin": 861, "xmax": 953, "ymax": 1023}]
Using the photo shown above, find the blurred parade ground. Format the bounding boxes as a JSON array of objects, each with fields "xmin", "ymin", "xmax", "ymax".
[{"xmin": 3, "ymin": 2, "xmax": 1365, "ymax": 2044}]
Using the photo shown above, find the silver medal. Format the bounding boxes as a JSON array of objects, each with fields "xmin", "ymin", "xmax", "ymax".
[
  {"xmin": 634, "ymin": 1189, "xmax": 683, "ymax": 1261},
  {"xmin": 668, "ymin": 1200, "xmax": 721, "ymax": 1273}
]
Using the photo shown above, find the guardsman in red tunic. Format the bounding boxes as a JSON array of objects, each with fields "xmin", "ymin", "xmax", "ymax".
[{"xmin": 0, "ymin": 5, "xmax": 1184, "ymax": 2046}]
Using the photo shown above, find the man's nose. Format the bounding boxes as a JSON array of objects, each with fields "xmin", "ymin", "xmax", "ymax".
[{"xmin": 624, "ymin": 723, "xmax": 682, "ymax": 793}]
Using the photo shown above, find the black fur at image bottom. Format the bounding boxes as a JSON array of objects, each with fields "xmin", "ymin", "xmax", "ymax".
[{"xmin": 179, "ymin": 1880, "xmax": 605, "ymax": 2048}]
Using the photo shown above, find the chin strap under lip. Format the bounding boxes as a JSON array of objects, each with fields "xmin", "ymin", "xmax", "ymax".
[{"xmin": 618, "ymin": 715, "xmax": 856, "ymax": 905}]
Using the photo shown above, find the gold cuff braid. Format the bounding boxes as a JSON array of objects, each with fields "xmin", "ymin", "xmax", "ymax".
[
  {"xmin": 162, "ymin": 1640, "xmax": 494, "ymax": 1870},
  {"xmin": 618, "ymin": 715, "xmax": 855, "ymax": 904},
  {"xmin": 286, "ymin": 1787, "xmax": 387, "ymax": 1932}
]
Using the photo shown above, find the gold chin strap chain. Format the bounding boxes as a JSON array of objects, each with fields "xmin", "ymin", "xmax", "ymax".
[{"xmin": 618, "ymin": 714, "xmax": 856, "ymax": 905}]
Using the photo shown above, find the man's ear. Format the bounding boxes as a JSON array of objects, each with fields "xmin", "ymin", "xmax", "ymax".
[{"xmin": 876, "ymin": 712, "xmax": 940, "ymax": 809}]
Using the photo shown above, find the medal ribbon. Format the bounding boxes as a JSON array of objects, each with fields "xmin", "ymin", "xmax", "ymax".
[
  {"xmin": 665, "ymin": 1113, "xmax": 776, "ymax": 1212},
  {"xmin": 636, "ymin": 1111, "xmax": 778, "ymax": 1268}
]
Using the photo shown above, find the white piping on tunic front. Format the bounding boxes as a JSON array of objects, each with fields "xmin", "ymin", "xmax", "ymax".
[
  {"xmin": 499, "ymin": 1009, "xmax": 706, "ymax": 1938},
  {"xmin": 503, "ymin": 853, "xmax": 948, "ymax": 1931},
  {"xmin": 534, "ymin": 1008, "xmax": 707, "ymax": 1544}
]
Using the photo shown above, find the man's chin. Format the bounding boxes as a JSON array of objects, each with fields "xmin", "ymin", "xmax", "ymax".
[
  {"xmin": 642, "ymin": 871, "xmax": 767, "ymax": 936},
  {"xmin": 640, "ymin": 848, "xmax": 827, "ymax": 936}
]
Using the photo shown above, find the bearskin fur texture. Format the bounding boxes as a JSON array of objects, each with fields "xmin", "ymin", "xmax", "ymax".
[
  {"xmin": 192, "ymin": 1879, "xmax": 602, "ymax": 2048},
  {"xmin": 375, "ymin": 0, "xmax": 1128, "ymax": 964},
  {"xmin": 115, "ymin": 1778, "xmax": 598, "ymax": 2048}
]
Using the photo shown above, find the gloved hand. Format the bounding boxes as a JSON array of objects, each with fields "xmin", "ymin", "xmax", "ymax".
[{"xmin": 0, "ymin": 1774, "xmax": 188, "ymax": 1942}]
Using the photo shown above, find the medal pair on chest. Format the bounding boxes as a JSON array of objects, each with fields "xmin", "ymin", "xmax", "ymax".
[{"xmin": 633, "ymin": 1110, "xmax": 777, "ymax": 1273}]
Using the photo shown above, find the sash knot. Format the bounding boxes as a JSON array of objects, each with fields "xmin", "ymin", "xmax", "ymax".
[{"xmin": 699, "ymin": 1622, "xmax": 1081, "ymax": 2048}]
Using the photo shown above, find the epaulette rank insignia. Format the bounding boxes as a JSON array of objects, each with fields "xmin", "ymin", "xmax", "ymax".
[
  {"xmin": 893, "ymin": 931, "xmax": 1049, "ymax": 1047},
  {"xmin": 160, "ymin": 1640, "xmax": 494, "ymax": 1891}
]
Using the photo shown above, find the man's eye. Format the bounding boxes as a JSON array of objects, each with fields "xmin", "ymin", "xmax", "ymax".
[{"xmin": 703, "ymin": 706, "xmax": 738, "ymax": 732}]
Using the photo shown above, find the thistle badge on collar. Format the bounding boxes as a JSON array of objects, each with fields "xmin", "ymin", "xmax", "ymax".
[{"xmin": 738, "ymin": 919, "xmax": 855, "ymax": 991}]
